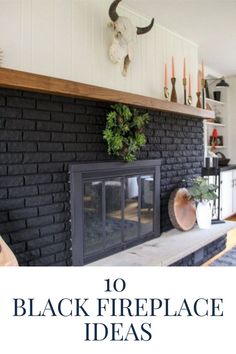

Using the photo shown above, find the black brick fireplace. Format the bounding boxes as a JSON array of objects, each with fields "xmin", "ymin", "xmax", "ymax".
[
  {"xmin": 0, "ymin": 87, "xmax": 204, "ymax": 266},
  {"xmin": 70, "ymin": 160, "xmax": 161, "ymax": 265}
]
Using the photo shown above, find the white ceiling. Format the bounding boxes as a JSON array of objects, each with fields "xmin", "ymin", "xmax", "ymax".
[{"xmin": 126, "ymin": 0, "xmax": 236, "ymax": 77}]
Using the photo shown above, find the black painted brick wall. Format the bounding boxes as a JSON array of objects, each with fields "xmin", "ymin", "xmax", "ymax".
[{"xmin": 0, "ymin": 88, "xmax": 204, "ymax": 265}]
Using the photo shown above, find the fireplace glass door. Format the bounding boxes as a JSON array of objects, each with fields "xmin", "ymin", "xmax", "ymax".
[{"xmin": 70, "ymin": 160, "xmax": 160, "ymax": 265}]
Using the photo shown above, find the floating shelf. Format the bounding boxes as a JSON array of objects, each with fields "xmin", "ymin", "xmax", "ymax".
[
  {"xmin": 0, "ymin": 67, "xmax": 215, "ymax": 120},
  {"xmin": 205, "ymin": 122, "xmax": 225, "ymax": 127},
  {"xmin": 207, "ymin": 146, "xmax": 227, "ymax": 149}
]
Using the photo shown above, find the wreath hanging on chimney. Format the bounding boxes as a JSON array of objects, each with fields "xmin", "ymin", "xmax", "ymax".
[{"xmin": 103, "ymin": 103, "xmax": 149, "ymax": 162}]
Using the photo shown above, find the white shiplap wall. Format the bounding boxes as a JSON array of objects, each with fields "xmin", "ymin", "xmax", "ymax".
[{"xmin": 0, "ymin": 0, "xmax": 198, "ymax": 103}]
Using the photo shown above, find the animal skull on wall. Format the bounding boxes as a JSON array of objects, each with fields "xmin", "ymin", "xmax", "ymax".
[{"xmin": 108, "ymin": 0, "xmax": 155, "ymax": 76}]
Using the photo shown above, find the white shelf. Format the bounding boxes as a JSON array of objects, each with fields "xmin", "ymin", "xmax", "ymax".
[
  {"xmin": 207, "ymin": 146, "xmax": 227, "ymax": 149},
  {"xmin": 206, "ymin": 98, "xmax": 225, "ymax": 106},
  {"xmin": 205, "ymin": 122, "xmax": 225, "ymax": 127},
  {"xmin": 204, "ymin": 92, "xmax": 227, "ymax": 160}
]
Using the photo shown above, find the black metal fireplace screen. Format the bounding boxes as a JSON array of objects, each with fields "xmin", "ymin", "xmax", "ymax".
[{"xmin": 70, "ymin": 160, "xmax": 161, "ymax": 265}]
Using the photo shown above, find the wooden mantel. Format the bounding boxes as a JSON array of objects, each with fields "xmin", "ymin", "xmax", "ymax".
[{"xmin": 0, "ymin": 68, "xmax": 214, "ymax": 120}]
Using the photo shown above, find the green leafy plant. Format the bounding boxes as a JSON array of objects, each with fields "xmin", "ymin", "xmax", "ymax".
[
  {"xmin": 188, "ymin": 176, "xmax": 218, "ymax": 202},
  {"xmin": 103, "ymin": 104, "xmax": 149, "ymax": 162}
]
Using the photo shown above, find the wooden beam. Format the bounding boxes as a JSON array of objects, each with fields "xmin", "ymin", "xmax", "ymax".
[{"xmin": 0, "ymin": 68, "xmax": 214, "ymax": 120}]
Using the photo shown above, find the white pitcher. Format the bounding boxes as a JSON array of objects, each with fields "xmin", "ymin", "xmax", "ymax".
[{"xmin": 196, "ymin": 201, "xmax": 212, "ymax": 229}]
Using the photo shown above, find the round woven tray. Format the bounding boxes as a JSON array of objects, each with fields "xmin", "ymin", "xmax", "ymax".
[{"xmin": 168, "ymin": 188, "xmax": 196, "ymax": 231}]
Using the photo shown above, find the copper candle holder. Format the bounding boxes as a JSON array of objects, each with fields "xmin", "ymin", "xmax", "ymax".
[
  {"xmin": 171, "ymin": 77, "xmax": 177, "ymax": 103},
  {"xmin": 196, "ymin": 92, "xmax": 202, "ymax": 108},
  {"xmin": 164, "ymin": 87, "xmax": 169, "ymax": 100},
  {"xmin": 183, "ymin": 78, "xmax": 187, "ymax": 105}
]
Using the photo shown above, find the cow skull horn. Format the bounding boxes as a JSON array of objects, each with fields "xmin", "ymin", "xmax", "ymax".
[
  {"xmin": 108, "ymin": 0, "xmax": 155, "ymax": 76},
  {"xmin": 109, "ymin": 0, "xmax": 122, "ymax": 22},
  {"xmin": 137, "ymin": 18, "xmax": 155, "ymax": 35}
]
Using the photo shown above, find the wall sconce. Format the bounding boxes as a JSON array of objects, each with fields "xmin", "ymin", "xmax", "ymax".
[
  {"xmin": 206, "ymin": 77, "xmax": 230, "ymax": 88},
  {"xmin": 205, "ymin": 77, "xmax": 230, "ymax": 100},
  {"xmin": 215, "ymin": 78, "xmax": 230, "ymax": 87}
]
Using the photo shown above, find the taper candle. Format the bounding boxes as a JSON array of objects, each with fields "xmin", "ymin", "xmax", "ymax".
[
  {"xmin": 202, "ymin": 61, "xmax": 205, "ymax": 80},
  {"xmin": 172, "ymin": 56, "xmax": 175, "ymax": 77},
  {"xmin": 197, "ymin": 70, "xmax": 200, "ymax": 92},
  {"xmin": 183, "ymin": 58, "xmax": 186, "ymax": 79},
  {"xmin": 164, "ymin": 63, "xmax": 168, "ymax": 87},
  {"xmin": 189, "ymin": 74, "xmax": 192, "ymax": 96}
]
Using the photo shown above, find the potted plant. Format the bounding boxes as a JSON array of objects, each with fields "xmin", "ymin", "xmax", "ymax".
[
  {"xmin": 103, "ymin": 104, "xmax": 149, "ymax": 162},
  {"xmin": 188, "ymin": 176, "xmax": 218, "ymax": 229}
]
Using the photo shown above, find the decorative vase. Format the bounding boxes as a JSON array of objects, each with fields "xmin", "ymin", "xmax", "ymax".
[{"xmin": 196, "ymin": 201, "xmax": 212, "ymax": 229}]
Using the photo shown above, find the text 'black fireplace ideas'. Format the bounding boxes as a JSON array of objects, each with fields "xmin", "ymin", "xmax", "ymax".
[{"xmin": 70, "ymin": 160, "xmax": 161, "ymax": 265}]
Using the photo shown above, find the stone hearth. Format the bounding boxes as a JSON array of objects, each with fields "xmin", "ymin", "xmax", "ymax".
[{"xmin": 88, "ymin": 222, "xmax": 236, "ymax": 266}]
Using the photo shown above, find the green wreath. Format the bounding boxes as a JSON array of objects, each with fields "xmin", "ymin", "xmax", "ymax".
[{"xmin": 103, "ymin": 104, "xmax": 149, "ymax": 162}]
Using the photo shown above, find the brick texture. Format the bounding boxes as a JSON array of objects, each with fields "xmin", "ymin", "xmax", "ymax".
[
  {"xmin": 171, "ymin": 235, "xmax": 227, "ymax": 266},
  {"xmin": 0, "ymin": 89, "xmax": 204, "ymax": 266}
]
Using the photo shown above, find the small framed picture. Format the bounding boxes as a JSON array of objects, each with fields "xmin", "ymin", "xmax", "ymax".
[{"xmin": 209, "ymin": 136, "xmax": 224, "ymax": 146}]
